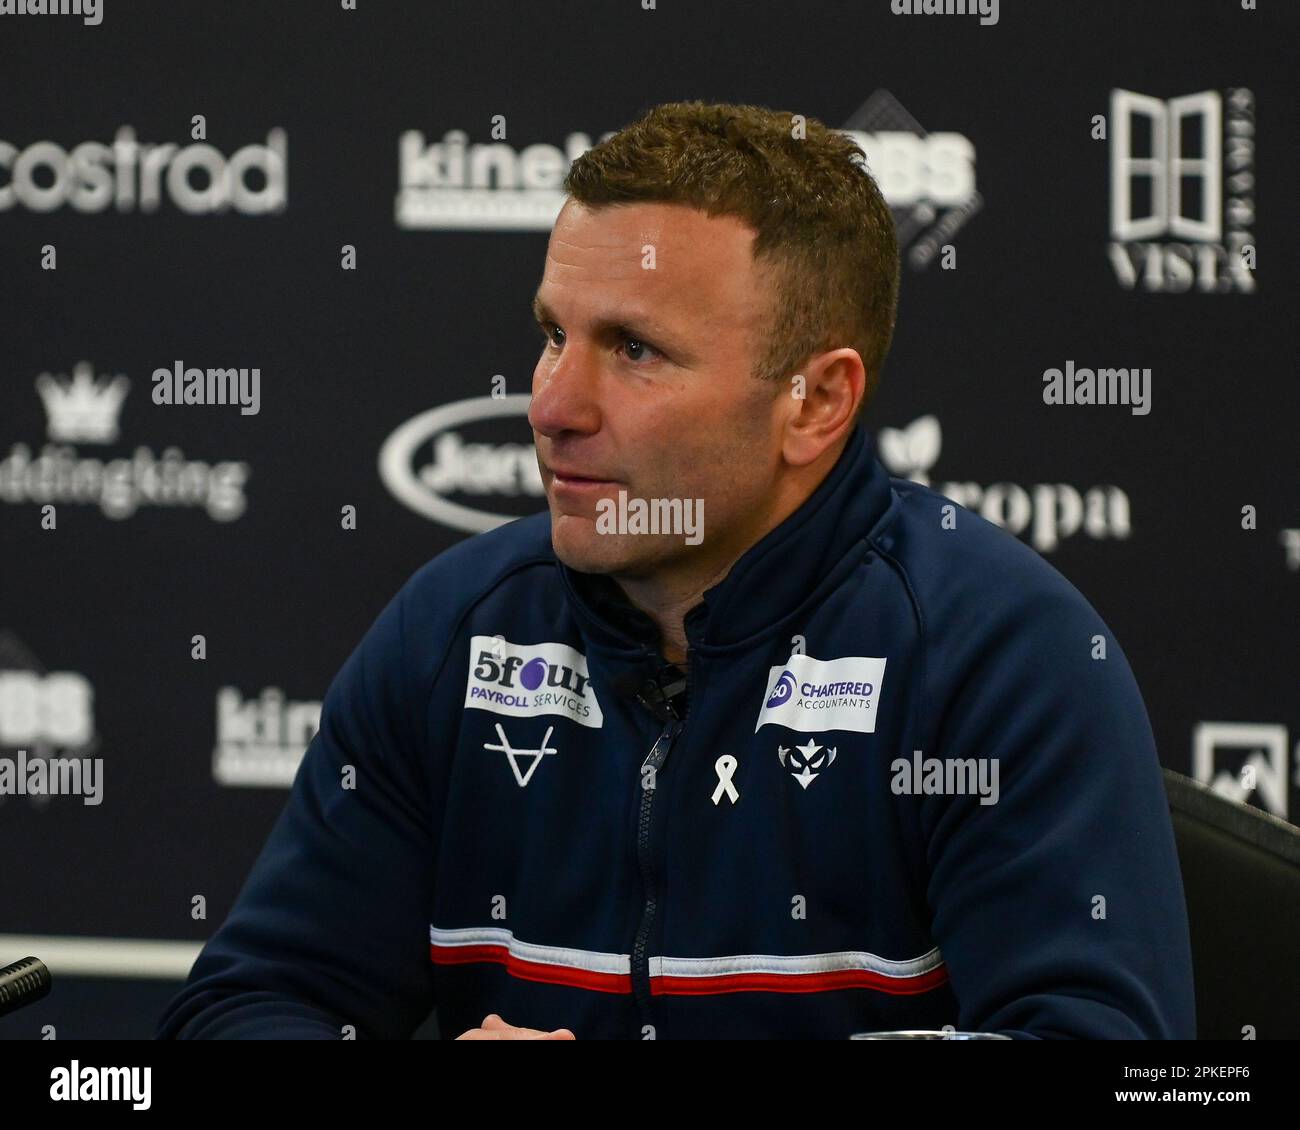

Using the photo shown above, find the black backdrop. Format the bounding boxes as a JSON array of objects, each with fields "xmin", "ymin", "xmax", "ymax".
[{"xmin": 0, "ymin": 0, "xmax": 1296, "ymax": 1037}]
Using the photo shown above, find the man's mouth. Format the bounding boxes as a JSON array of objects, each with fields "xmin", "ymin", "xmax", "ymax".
[
  {"xmin": 543, "ymin": 462, "xmax": 622, "ymax": 503},
  {"xmin": 549, "ymin": 468, "xmax": 616, "ymax": 492}
]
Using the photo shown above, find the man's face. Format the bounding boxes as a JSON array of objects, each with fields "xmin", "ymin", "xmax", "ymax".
[{"xmin": 529, "ymin": 199, "xmax": 785, "ymax": 581}]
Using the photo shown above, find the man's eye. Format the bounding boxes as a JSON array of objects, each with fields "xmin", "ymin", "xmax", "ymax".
[
  {"xmin": 619, "ymin": 336, "xmax": 660, "ymax": 363},
  {"xmin": 540, "ymin": 324, "xmax": 564, "ymax": 347}
]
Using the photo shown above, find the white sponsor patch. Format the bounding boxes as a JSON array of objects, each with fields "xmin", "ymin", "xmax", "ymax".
[
  {"xmin": 464, "ymin": 636, "xmax": 603, "ymax": 728},
  {"xmin": 754, "ymin": 654, "xmax": 887, "ymax": 735}
]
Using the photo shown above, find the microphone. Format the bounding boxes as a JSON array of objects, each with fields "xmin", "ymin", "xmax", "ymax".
[
  {"xmin": 0, "ymin": 956, "xmax": 51, "ymax": 1018},
  {"xmin": 610, "ymin": 659, "xmax": 689, "ymax": 722}
]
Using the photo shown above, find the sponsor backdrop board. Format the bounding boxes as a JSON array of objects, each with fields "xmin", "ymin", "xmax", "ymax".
[{"xmin": 0, "ymin": 1, "xmax": 1295, "ymax": 1035}]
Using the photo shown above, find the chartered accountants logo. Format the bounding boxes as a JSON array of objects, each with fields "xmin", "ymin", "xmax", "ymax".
[
  {"xmin": 0, "ymin": 362, "xmax": 251, "ymax": 521},
  {"xmin": 755, "ymin": 653, "xmax": 887, "ymax": 736},
  {"xmin": 878, "ymin": 414, "xmax": 1132, "ymax": 554},
  {"xmin": 766, "ymin": 670, "xmax": 798, "ymax": 709},
  {"xmin": 465, "ymin": 636, "xmax": 604, "ymax": 729},
  {"xmin": 840, "ymin": 90, "xmax": 980, "ymax": 270},
  {"xmin": 0, "ymin": 125, "xmax": 287, "ymax": 215},
  {"xmin": 395, "ymin": 124, "xmax": 616, "ymax": 231},
  {"xmin": 378, "ymin": 394, "xmax": 545, "ymax": 534},
  {"xmin": 1108, "ymin": 88, "xmax": 1256, "ymax": 293}
]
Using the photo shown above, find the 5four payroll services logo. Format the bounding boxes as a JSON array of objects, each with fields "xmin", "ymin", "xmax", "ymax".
[
  {"xmin": 755, "ymin": 653, "xmax": 887, "ymax": 735},
  {"xmin": 465, "ymin": 635, "xmax": 604, "ymax": 728}
]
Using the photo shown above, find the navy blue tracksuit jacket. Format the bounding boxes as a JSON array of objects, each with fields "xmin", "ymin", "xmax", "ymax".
[{"xmin": 157, "ymin": 424, "xmax": 1196, "ymax": 1039}]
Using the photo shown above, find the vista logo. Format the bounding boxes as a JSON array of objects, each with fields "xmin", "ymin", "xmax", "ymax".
[
  {"xmin": 378, "ymin": 394, "xmax": 545, "ymax": 533},
  {"xmin": 1108, "ymin": 88, "xmax": 1256, "ymax": 293}
]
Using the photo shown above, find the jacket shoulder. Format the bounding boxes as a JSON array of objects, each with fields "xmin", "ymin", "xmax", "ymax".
[
  {"xmin": 400, "ymin": 510, "xmax": 555, "ymax": 611},
  {"xmin": 876, "ymin": 477, "xmax": 1105, "ymax": 635}
]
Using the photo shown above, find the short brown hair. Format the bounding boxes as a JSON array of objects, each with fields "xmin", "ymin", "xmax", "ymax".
[{"xmin": 563, "ymin": 100, "xmax": 901, "ymax": 422}]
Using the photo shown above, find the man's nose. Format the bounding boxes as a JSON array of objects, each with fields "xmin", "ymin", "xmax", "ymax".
[{"xmin": 528, "ymin": 342, "xmax": 602, "ymax": 438}]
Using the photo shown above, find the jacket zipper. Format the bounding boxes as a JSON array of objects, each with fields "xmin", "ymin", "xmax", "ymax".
[{"xmin": 630, "ymin": 715, "xmax": 683, "ymax": 1031}]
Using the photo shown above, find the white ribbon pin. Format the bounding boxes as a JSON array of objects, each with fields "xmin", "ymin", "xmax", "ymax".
[{"xmin": 711, "ymin": 754, "xmax": 740, "ymax": 806}]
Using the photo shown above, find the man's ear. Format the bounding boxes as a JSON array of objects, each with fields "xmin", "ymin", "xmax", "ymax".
[{"xmin": 782, "ymin": 348, "xmax": 865, "ymax": 467}]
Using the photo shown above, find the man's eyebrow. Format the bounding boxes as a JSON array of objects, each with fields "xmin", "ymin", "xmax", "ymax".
[{"xmin": 531, "ymin": 293, "xmax": 681, "ymax": 344}]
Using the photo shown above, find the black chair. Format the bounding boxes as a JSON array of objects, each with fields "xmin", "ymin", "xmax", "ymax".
[{"xmin": 1163, "ymin": 768, "xmax": 1300, "ymax": 1040}]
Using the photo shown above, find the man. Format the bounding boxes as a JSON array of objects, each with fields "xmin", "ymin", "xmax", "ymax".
[{"xmin": 157, "ymin": 101, "xmax": 1195, "ymax": 1040}]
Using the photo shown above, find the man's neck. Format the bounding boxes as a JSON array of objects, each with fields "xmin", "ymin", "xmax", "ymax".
[
  {"xmin": 604, "ymin": 435, "xmax": 853, "ymax": 665},
  {"xmin": 613, "ymin": 486, "xmax": 809, "ymax": 664},
  {"xmin": 615, "ymin": 559, "xmax": 734, "ymax": 667}
]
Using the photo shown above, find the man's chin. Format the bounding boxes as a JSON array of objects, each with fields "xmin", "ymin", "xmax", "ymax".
[
  {"xmin": 549, "ymin": 515, "xmax": 660, "ymax": 577},
  {"xmin": 549, "ymin": 519, "xmax": 622, "ymax": 575}
]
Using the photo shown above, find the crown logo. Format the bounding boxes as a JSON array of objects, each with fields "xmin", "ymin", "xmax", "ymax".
[{"xmin": 35, "ymin": 362, "xmax": 130, "ymax": 444}]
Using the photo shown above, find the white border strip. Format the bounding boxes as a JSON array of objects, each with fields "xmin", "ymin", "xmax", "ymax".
[
  {"xmin": 430, "ymin": 925, "xmax": 629, "ymax": 976},
  {"xmin": 653, "ymin": 947, "xmax": 944, "ymax": 980},
  {"xmin": 0, "ymin": 935, "xmax": 202, "ymax": 980},
  {"xmin": 430, "ymin": 925, "xmax": 942, "ymax": 981}
]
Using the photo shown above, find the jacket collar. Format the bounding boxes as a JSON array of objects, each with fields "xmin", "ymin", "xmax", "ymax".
[{"xmin": 557, "ymin": 424, "xmax": 896, "ymax": 657}]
